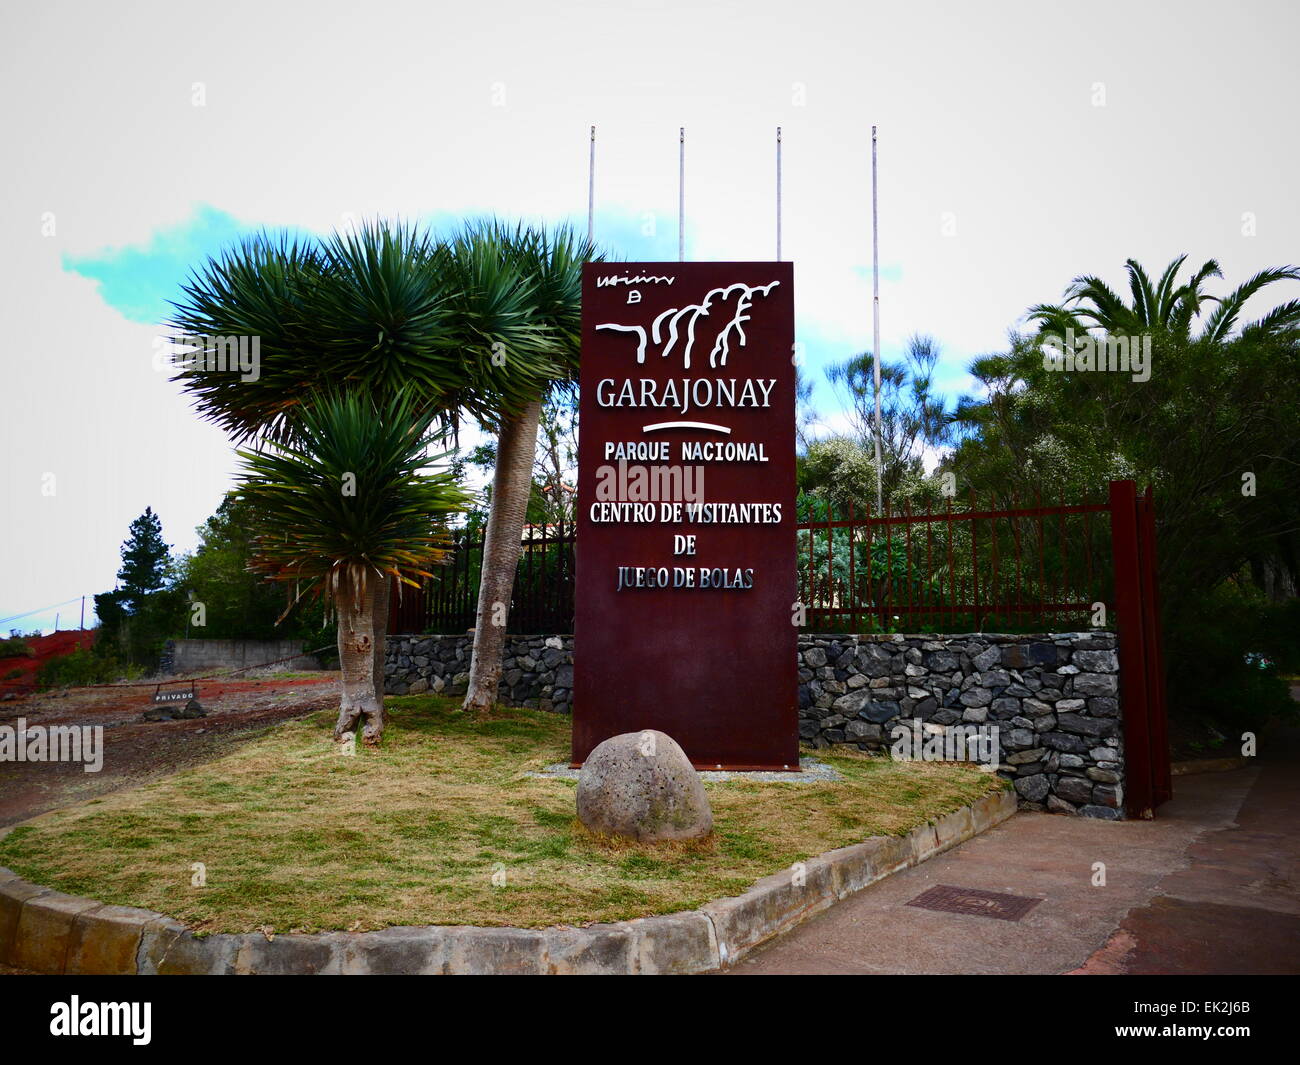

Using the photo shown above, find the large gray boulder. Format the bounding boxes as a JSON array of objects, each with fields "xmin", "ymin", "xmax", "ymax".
[{"xmin": 576, "ymin": 730, "xmax": 713, "ymax": 842}]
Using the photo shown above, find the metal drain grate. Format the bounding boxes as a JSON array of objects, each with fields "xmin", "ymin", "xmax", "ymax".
[{"xmin": 906, "ymin": 884, "xmax": 1042, "ymax": 922}]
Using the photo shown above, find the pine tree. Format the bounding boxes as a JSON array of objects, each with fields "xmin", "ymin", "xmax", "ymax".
[{"xmin": 117, "ymin": 507, "xmax": 170, "ymax": 612}]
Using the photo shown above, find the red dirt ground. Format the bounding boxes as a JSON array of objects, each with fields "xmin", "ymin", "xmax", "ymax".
[{"xmin": 0, "ymin": 630, "xmax": 97, "ymax": 696}]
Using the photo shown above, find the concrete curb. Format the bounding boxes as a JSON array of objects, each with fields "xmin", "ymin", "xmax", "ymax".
[
  {"xmin": 1171, "ymin": 756, "xmax": 1248, "ymax": 777},
  {"xmin": 0, "ymin": 787, "xmax": 1016, "ymax": 975}
]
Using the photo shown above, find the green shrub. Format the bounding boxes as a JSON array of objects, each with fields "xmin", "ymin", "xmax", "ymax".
[
  {"xmin": 1251, "ymin": 597, "xmax": 1300, "ymax": 675},
  {"xmin": 35, "ymin": 648, "xmax": 141, "ymax": 690},
  {"xmin": 0, "ymin": 637, "xmax": 34, "ymax": 659},
  {"xmin": 1165, "ymin": 581, "xmax": 1299, "ymax": 730}
]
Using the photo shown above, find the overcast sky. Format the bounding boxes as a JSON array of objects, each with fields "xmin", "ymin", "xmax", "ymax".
[{"xmin": 2, "ymin": 0, "xmax": 1297, "ymax": 633}]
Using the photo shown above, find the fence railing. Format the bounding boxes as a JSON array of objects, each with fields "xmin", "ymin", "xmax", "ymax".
[
  {"xmin": 797, "ymin": 490, "xmax": 1115, "ymax": 634},
  {"xmin": 389, "ymin": 519, "xmax": 576, "ymax": 636},
  {"xmin": 390, "ymin": 484, "xmax": 1132, "ymax": 636}
]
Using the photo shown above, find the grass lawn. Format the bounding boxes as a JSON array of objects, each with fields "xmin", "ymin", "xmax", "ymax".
[{"xmin": 0, "ymin": 695, "xmax": 1007, "ymax": 933}]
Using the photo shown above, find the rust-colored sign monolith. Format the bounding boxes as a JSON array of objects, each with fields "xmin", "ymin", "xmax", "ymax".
[{"xmin": 573, "ymin": 262, "xmax": 798, "ymax": 769}]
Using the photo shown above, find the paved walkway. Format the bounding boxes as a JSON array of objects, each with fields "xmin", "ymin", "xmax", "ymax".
[{"xmin": 728, "ymin": 729, "xmax": 1300, "ymax": 975}]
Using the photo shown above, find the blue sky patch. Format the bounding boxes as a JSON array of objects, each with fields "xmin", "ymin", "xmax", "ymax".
[{"xmin": 63, "ymin": 205, "xmax": 247, "ymax": 324}]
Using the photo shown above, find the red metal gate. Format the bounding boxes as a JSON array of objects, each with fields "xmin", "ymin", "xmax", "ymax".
[{"xmin": 1109, "ymin": 480, "xmax": 1172, "ymax": 818}]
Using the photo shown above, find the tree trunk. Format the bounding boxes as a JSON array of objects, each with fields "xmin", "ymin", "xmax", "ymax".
[
  {"xmin": 463, "ymin": 395, "xmax": 543, "ymax": 713},
  {"xmin": 372, "ymin": 574, "xmax": 391, "ymax": 707},
  {"xmin": 333, "ymin": 566, "xmax": 386, "ymax": 746}
]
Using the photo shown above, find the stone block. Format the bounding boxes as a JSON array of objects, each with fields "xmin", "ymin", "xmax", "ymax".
[
  {"xmin": 1014, "ymin": 773, "xmax": 1049, "ymax": 802},
  {"xmin": 66, "ymin": 904, "xmax": 157, "ymax": 975},
  {"xmin": 1073, "ymin": 649, "xmax": 1118, "ymax": 672},
  {"xmin": 1046, "ymin": 794, "xmax": 1078, "ymax": 815},
  {"xmin": 1073, "ymin": 673, "xmax": 1118, "ymax": 696},
  {"xmin": 1055, "ymin": 776, "xmax": 1094, "ymax": 804},
  {"xmin": 628, "ymin": 912, "xmax": 719, "ymax": 974},
  {"xmin": 339, "ymin": 926, "xmax": 452, "ymax": 974},
  {"xmin": 12, "ymin": 892, "xmax": 101, "ymax": 973},
  {"xmin": 0, "ymin": 877, "xmax": 48, "ymax": 966},
  {"xmin": 702, "ymin": 859, "xmax": 834, "ymax": 966},
  {"xmin": 235, "ymin": 932, "xmax": 343, "ymax": 974},
  {"xmin": 544, "ymin": 924, "xmax": 636, "ymax": 975},
  {"xmin": 447, "ymin": 927, "xmax": 547, "ymax": 975},
  {"xmin": 137, "ymin": 919, "xmax": 240, "ymax": 975},
  {"xmin": 823, "ymin": 834, "xmax": 913, "ymax": 897}
]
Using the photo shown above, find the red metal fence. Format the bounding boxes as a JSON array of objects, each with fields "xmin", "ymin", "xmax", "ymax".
[{"xmin": 795, "ymin": 489, "xmax": 1114, "ymax": 634}]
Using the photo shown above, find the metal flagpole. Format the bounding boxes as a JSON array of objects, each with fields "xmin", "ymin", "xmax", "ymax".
[
  {"xmin": 776, "ymin": 126, "xmax": 782, "ymax": 261},
  {"xmin": 678, "ymin": 127, "xmax": 685, "ymax": 261},
  {"xmin": 871, "ymin": 125, "xmax": 883, "ymax": 514},
  {"xmin": 587, "ymin": 125, "xmax": 596, "ymax": 244}
]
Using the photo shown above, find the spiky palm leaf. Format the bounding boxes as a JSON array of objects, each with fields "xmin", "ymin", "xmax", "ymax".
[
  {"xmin": 439, "ymin": 218, "xmax": 599, "ymax": 427},
  {"xmin": 1025, "ymin": 302, "xmax": 1086, "ymax": 339},
  {"xmin": 435, "ymin": 220, "xmax": 562, "ymax": 428},
  {"xmin": 1125, "ymin": 258, "xmax": 1158, "ymax": 327},
  {"xmin": 1166, "ymin": 259, "xmax": 1222, "ymax": 340},
  {"xmin": 504, "ymin": 221, "xmax": 596, "ymax": 376},
  {"xmin": 1202, "ymin": 266, "xmax": 1300, "ymax": 344},
  {"xmin": 168, "ymin": 218, "xmax": 600, "ymax": 442},
  {"xmin": 229, "ymin": 390, "xmax": 469, "ymax": 606},
  {"xmin": 308, "ymin": 223, "xmax": 461, "ymax": 420},
  {"xmin": 1028, "ymin": 256, "xmax": 1297, "ymax": 345},
  {"xmin": 1152, "ymin": 254, "xmax": 1188, "ymax": 321},
  {"xmin": 1239, "ymin": 298, "xmax": 1300, "ymax": 341},
  {"xmin": 169, "ymin": 232, "xmax": 332, "ymax": 441}
]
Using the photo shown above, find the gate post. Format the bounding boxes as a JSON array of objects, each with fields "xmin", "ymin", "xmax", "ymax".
[
  {"xmin": 1137, "ymin": 486, "xmax": 1173, "ymax": 806},
  {"xmin": 1109, "ymin": 479, "xmax": 1154, "ymax": 818}
]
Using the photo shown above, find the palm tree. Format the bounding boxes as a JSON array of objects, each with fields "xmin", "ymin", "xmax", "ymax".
[
  {"xmin": 170, "ymin": 223, "xmax": 456, "ymax": 713},
  {"xmin": 451, "ymin": 222, "xmax": 593, "ymax": 714},
  {"xmin": 230, "ymin": 391, "xmax": 468, "ymax": 745},
  {"xmin": 169, "ymin": 220, "xmax": 593, "ymax": 718},
  {"xmin": 1027, "ymin": 255, "xmax": 1300, "ymax": 343}
]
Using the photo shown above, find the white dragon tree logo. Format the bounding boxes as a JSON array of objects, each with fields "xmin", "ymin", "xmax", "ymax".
[{"xmin": 595, "ymin": 280, "xmax": 780, "ymax": 369}]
